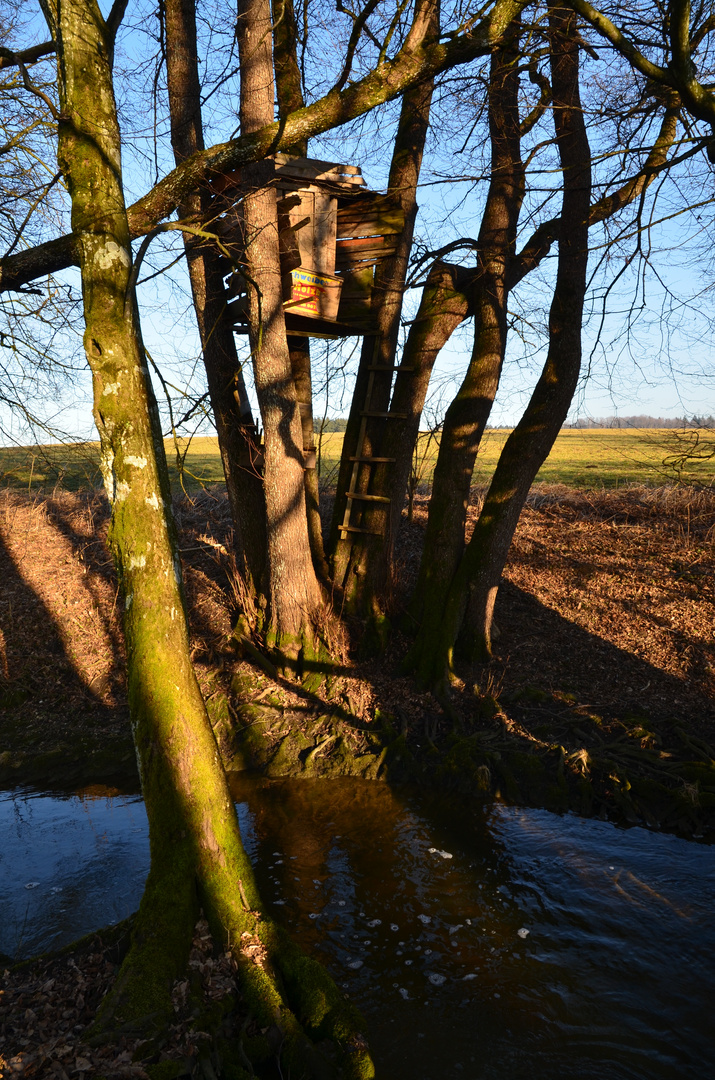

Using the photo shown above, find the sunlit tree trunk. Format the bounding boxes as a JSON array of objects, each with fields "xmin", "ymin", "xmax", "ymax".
[
  {"xmin": 410, "ymin": 1, "xmax": 592, "ymax": 690},
  {"xmin": 408, "ymin": 25, "xmax": 525, "ymax": 637},
  {"xmin": 237, "ymin": 0, "xmax": 327, "ymax": 668},
  {"xmin": 272, "ymin": 0, "xmax": 329, "ymax": 580},
  {"xmin": 39, "ymin": 2, "xmax": 373, "ymax": 1072},
  {"xmin": 328, "ymin": 0, "xmax": 440, "ymax": 619},
  {"xmin": 164, "ymin": 0, "xmax": 266, "ymax": 586}
]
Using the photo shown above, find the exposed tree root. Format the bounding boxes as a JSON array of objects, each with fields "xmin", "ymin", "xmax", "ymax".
[{"xmin": 90, "ymin": 858, "xmax": 374, "ymax": 1078}]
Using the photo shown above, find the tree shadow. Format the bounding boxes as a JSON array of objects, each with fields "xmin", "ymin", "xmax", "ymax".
[
  {"xmin": 490, "ymin": 579, "xmax": 714, "ymax": 732},
  {"xmin": 0, "ymin": 491, "xmax": 134, "ymax": 788},
  {"xmin": 43, "ymin": 485, "xmax": 237, "ymax": 668}
]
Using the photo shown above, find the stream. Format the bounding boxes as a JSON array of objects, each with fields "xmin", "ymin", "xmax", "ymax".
[{"xmin": 1, "ymin": 776, "xmax": 713, "ymax": 1079}]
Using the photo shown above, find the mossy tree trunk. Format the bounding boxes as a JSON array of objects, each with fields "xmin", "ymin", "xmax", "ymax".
[
  {"xmin": 328, "ymin": 0, "xmax": 440, "ymax": 619},
  {"xmin": 407, "ymin": 25, "xmax": 525, "ymax": 633},
  {"xmin": 408, "ymin": 1, "xmax": 592, "ymax": 691},
  {"xmin": 237, "ymin": 0, "xmax": 327, "ymax": 669},
  {"xmin": 164, "ymin": 0, "xmax": 267, "ymax": 587},
  {"xmin": 40, "ymin": 2, "xmax": 373, "ymax": 1073}
]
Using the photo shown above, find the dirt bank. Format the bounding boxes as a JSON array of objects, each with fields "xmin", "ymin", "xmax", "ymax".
[{"xmin": 0, "ymin": 484, "xmax": 713, "ymax": 836}]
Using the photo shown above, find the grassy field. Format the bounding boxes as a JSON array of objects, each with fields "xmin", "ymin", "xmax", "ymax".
[{"xmin": 1, "ymin": 427, "xmax": 713, "ymax": 493}]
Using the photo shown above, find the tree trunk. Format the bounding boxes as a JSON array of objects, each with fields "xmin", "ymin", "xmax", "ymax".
[
  {"xmin": 164, "ymin": 0, "xmax": 266, "ymax": 587},
  {"xmin": 329, "ymin": 0, "xmax": 440, "ymax": 617},
  {"xmin": 339, "ymin": 260, "xmax": 476, "ymax": 629},
  {"xmin": 408, "ymin": 26, "xmax": 524, "ymax": 633},
  {"xmin": 40, "ymin": 2, "xmax": 373, "ymax": 1073},
  {"xmin": 289, "ymin": 336, "xmax": 331, "ymax": 580},
  {"xmin": 237, "ymin": 0, "xmax": 327, "ymax": 668},
  {"xmin": 410, "ymin": 1, "xmax": 592, "ymax": 690},
  {"xmin": 272, "ymin": 0, "xmax": 329, "ymax": 581}
]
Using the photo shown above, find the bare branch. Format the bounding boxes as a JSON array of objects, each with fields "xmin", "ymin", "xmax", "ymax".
[
  {"xmin": 0, "ymin": 42, "xmax": 55, "ymax": 71},
  {"xmin": 566, "ymin": 0, "xmax": 669, "ymax": 83},
  {"xmin": 0, "ymin": 0, "xmax": 529, "ymax": 294}
]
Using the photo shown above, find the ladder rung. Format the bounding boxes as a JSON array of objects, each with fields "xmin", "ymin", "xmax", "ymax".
[
  {"xmin": 345, "ymin": 492, "xmax": 390, "ymax": 503},
  {"xmin": 366, "ymin": 365, "xmax": 415, "ymax": 372},
  {"xmin": 360, "ymin": 411, "xmax": 408, "ymax": 419},
  {"xmin": 348, "ymin": 456, "xmax": 396, "ymax": 463},
  {"xmin": 339, "ymin": 525, "xmax": 383, "ymax": 536}
]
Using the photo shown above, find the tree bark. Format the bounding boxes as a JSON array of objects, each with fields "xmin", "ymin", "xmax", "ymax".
[
  {"xmin": 164, "ymin": 0, "xmax": 266, "ymax": 586},
  {"xmin": 271, "ymin": 0, "xmax": 329, "ymax": 580},
  {"xmin": 410, "ymin": 1, "xmax": 592, "ymax": 690},
  {"xmin": 289, "ymin": 335, "xmax": 331, "ymax": 580},
  {"xmin": 237, "ymin": 0, "xmax": 326, "ymax": 668},
  {"xmin": 328, "ymin": 0, "xmax": 439, "ymax": 617},
  {"xmin": 408, "ymin": 26, "xmax": 524, "ymax": 635},
  {"xmin": 39, "ymin": 3, "xmax": 373, "ymax": 1072}
]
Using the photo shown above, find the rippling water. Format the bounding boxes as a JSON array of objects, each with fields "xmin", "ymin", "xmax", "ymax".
[{"xmin": 1, "ymin": 777, "xmax": 713, "ymax": 1079}]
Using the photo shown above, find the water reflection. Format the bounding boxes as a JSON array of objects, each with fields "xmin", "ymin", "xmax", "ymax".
[
  {"xmin": 0, "ymin": 786, "xmax": 148, "ymax": 960},
  {"xmin": 228, "ymin": 777, "xmax": 715, "ymax": 1080},
  {"xmin": 1, "ymin": 778, "xmax": 713, "ymax": 1079}
]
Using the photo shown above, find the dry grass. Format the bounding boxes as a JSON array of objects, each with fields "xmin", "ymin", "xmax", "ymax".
[{"xmin": 2, "ymin": 428, "xmax": 714, "ymax": 493}]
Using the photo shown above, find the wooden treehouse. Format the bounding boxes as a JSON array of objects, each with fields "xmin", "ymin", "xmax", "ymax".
[
  {"xmin": 211, "ymin": 154, "xmax": 410, "ymax": 547},
  {"xmin": 212, "ymin": 153, "xmax": 405, "ymax": 338}
]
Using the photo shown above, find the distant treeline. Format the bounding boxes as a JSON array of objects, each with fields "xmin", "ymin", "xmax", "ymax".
[
  {"xmin": 317, "ymin": 416, "xmax": 715, "ymax": 434},
  {"xmin": 565, "ymin": 415, "xmax": 715, "ymax": 429}
]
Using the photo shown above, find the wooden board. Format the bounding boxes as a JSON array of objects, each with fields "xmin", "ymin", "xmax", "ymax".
[
  {"xmin": 338, "ymin": 265, "xmax": 375, "ymax": 298},
  {"xmin": 276, "ymin": 189, "xmax": 338, "ymax": 275},
  {"xmin": 335, "ymin": 234, "xmax": 398, "ymax": 270},
  {"xmin": 336, "ymin": 194, "xmax": 405, "ymax": 237},
  {"xmin": 274, "ymin": 153, "xmax": 365, "ymax": 188}
]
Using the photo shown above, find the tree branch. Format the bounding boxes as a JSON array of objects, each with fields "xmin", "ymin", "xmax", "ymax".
[
  {"xmin": 509, "ymin": 100, "xmax": 680, "ymax": 288},
  {"xmin": 106, "ymin": 0, "xmax": 130, "ymax": 42},
  {"xmin": 565, "ymin": 0, "xmax": 669, "ymax": 83},
  {"xmin": 0, "ymin": 42, "xmax": 55, "ymax": 70},
  {"xmin": 16, "ymin": 57, "xmax": 60, "ymax": 120},
  {"xmin": 1, "ymin": 0, "xmax": 528, "ymax": 294}
]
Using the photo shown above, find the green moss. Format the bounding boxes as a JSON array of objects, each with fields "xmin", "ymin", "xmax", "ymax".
[
  {"xmin": 206, "ymin": 692, "xmax": 231, "ymax": 737},
  {"xmin": 265, "ymin": 731, "xmax": 313, "ymax": 776},
  {"xmin": 477, "ymin": 695, "xmax": 500, "ymax": 719},
  {"xmin": 145, "ymin": 1062, "xmax": 187, "ymax": 1080},
  {"xmin": 359, "ymin": 614, "xmax": 391, "ymax": 658},
  {"xmin": 374, "ymin": 709, "xmax": 397, "ymax": 740},
  {"xmin": 301, "ymin": 637, "xmax": 335, "ymax": 694},
  {"xmin": 516, "ymin": 686, "xmax": 549, "ymax": 703},
  {"xmin": 89, "ymin": 861, "xmax": 198, "ymax": 1041},
  {"xmin": 271, "ymin": 926, "xmax": 374, "ymax": 1079},
  {"xmin": 230, "ymin": 671, "xmax": 261, "ymax": 698},
  {"xmin": 212, "ymin": 1042, "xmax": 253, "ymax": 1080},
  {"xmin": 677, "ymin": 761, "xmax": 715, "ymax": 786}
]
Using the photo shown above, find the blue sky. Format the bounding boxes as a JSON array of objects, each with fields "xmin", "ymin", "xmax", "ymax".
[{"xmin": 1, "ymin": 0, "xmax": 713, "ymax": 447}]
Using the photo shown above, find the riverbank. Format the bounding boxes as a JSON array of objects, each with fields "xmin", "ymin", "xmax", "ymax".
[{"xmin": 0, "ymin": 484, "xmax": 713, "ymax": 835}]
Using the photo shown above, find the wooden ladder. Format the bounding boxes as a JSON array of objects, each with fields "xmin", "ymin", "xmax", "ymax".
[{"xmin": 339, "ymin": 341, "xmax": 412, "ymax": 540}]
